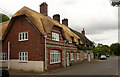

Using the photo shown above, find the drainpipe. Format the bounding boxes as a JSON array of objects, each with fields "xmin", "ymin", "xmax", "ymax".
[
  {"xmin": 44, "ymin": 35, "xmax": 47, "ymax": 70},
  {"xmin": 8, "ymin": 42, "xmax": 10, "ymax": 69}
]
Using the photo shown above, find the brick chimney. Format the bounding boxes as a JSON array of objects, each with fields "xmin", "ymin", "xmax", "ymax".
[
  {"xmin": 62, "ymin": 18, "xmax": 68, "ymax": 26},
  {"xmin": 40, "ymin": 2, "xmax": 48, "ymax": 16},
  {"xmin": 53, "ymin": 14, "xmax": 60, "ymax": 23},
  {"xmin": 82, "ymin": 28, "xmax": 85, "ymax": 35}
]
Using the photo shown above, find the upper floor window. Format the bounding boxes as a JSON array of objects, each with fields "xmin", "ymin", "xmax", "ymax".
[
  {"xmin": 68, "ymin": 41, "xmax": 72, "ymax": 43},
  {"xmin": 52, "ymin": 32, "xmax": 59, "ymax": 41},
  {"xmin": 19, "ymin": 32, "xmax": 28, "ymax": 41},
  {"xmin": 19, "ymin": 52, "xmax": 28, "ymax": 62},
  {"xmin": 0, "ymin": 52, "xmax": 6, "ymax": 61}
]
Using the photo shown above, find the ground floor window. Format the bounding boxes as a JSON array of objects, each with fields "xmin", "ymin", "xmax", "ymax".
[
  {"xmin": 0, "ymin": 52, "xmax": 6, "ymax": 61},
  {"xmin": 19, "ymin": 52, "xmax": 28, "ymax": 62},
  {"xmin": 85, "ymin": 53, "xmax": 87, "ymax": 59},
  {"xmin": 76, "ymin": 53, "xmax": 80, "ymax": 59},
  {"xmin": 50, "ymin": 50, "xmax": 61, "ymax": 64},
  {"xmin": 70, "ymin": 53, "xmax": 74, "ymax": 61}
]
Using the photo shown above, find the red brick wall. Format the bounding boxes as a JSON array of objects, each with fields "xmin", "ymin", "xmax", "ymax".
[
  {"xmin": 46, "ymin": 26, "xmax": 80, "ymax": 70},
  {"xmin": 2, "ymin": 15, "xmax": 45, "ymax": 61}
]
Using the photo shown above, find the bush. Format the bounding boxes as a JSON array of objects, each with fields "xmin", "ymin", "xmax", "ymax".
[{"xmin": 77, "ymin": 45, "xmax": 93, "ymax": 50}]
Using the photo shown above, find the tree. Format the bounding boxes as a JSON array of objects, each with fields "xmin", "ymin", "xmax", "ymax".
[
  {"xmin": 0, "ymin": 13, "xmax": 10, "ymax": 23},
  {"xmin": 111, "ymin": 1, "xmax": 120, "ymax": 7},
  {"xmin": 93, "ymin": 43, "xmax": 110, "ymax": 59},
  {"xmin": 110, "ymin": 43, "xmax": 120, "ymax": 56}
]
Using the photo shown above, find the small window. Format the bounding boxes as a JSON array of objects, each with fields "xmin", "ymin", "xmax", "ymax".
[
  {"xmin": 76, "ymin": 43, "xmax": 79, "ymax": 45},
  {"xmin": 52, "ymin": 32, "xmax": 59, "ymax": 41},
  {"xmin": 0, "ymin": 52, "xmax": 6, "ymax": 61},
  {"xmin": 19, "ymin": 32, "xmax": 28, "ymax": 41},
  {"xmin": 19, "ymin": 52, "xmax": 28, "ymax": 62},
  {"xmin": 50, "ymin": 50, "xmax": 61, "ymax": 64},
  {"xmin": 70, "ymin": 53, "xmax": 74, "ymax": 61},
  {"xmin": 76, "ymin": 53, "xmax": 80, "ymax": 59},
  {"xmin": 68, "ymin": 41, "xmax": 72, "ymax": 43}
]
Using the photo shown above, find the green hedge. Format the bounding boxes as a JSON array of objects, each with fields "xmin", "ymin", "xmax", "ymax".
[{"xmin": 77, "ymin": 45, "xmax": 93, "ymax": 50}]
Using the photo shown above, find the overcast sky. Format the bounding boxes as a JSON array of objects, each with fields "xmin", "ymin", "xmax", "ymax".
[{"xmin": 0, "ymin": 0, "xmax": 118, "ymax": 46}]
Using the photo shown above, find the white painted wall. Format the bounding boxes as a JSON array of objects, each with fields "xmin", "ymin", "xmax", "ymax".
[{"xmin": 1, "ymin": 60, "xmax": 44, "ymax": 73}]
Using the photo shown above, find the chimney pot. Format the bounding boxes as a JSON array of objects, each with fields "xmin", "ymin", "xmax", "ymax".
[
  {"xmin": 53, "ymin": 14, "xmax": 60, "ymax": 23},
  {"xmin": 82, "ymin": 28, "xmax": 85, "ymax": 35},
  {"xmin": 40, "ymin": 2, "xmax": 48, "ymax": 16},
  {"xmin": 62, "ymin": 18, "xmax": 68, "ymax": 26}
]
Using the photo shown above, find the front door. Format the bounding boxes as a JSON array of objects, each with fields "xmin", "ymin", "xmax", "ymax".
[{"xmin": 67, "ymin": 52, "xmax": 69, "ymax": 66}]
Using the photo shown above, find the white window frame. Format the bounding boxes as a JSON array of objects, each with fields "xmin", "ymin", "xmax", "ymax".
[
  {"xmin": 19, "ymin": 32, "xmax": 28, "ymax": 41},
  {"xmin": 50, "ymin": 50, "xmax": 61, "ymax": 64},
  {"xmin": 19, "ymin": 52, "xmax": 28, "ymax": 62},
  {"xmin": 70, "ymin": 53, "xmax": 74, "ymax": 61},
  {"xmin": 68, "ymin": 41, "xmax": 72, "ymax": 43},
  {"xmin": 52, "ymin": 32, "xmax": 59, "ymax": 41},
  {"xmin": 76, "ymin": 53, "xmax": 80, "ymax": 60},
  {"xmin": 0, "ymin": 52, "xmax": 6, "ymax": 61},
  {"xmin": 76, "ymin": 43, "xmax": 79, "ymax": 45}
]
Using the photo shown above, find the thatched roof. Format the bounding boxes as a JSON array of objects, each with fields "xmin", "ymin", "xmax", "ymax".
[
  {"xmin": 69, "ymin": 28, "xmax": 93, "ymax": 46},
  {"xmin": 0, "ymin": 20, "xmax": 10, "ymax": 40},
  {"xmin": 0, "ymin": 6, "xmax": 83, "ymax": 44}
]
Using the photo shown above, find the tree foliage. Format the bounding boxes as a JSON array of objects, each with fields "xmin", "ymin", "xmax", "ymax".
[
  {"xmin": 77, "ymin": 45, "xmax": 93, "ymax": 50},
  {"xmin": 93, "ymin": 43, "xmax": 110, "ymax": 59},
  {"xmin": 110, "ymin": 43, "xmax": 120, "ymax": 56},
  {"xmin": 0, "ymin": 13, "xmax": 10, "ymax": 23}
]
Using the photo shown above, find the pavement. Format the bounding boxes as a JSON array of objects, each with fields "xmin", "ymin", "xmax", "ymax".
[{"xmin": 9, "ymin": 56, "xmax": 119, "ymax": 76}]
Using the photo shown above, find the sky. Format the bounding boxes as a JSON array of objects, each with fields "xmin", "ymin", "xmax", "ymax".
[{"xmin": 0, "ymin": 0, "xmax": 118, "ymax": 46}]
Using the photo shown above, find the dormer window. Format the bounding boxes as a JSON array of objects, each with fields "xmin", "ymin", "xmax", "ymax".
[
  {"xmin": 52, "ymin": 32, "xmax": 59, "ymax": 41},
  {"xmin": 76, "ymin": 43, "xmax": 79, "ymax": 45},
  {"xmin": 19, "ymin": 32, "xmax": 28, "ymax": 41},
  {"xmin": 68, "ymin": 41, "xmax": 72, "ymax": 43}
]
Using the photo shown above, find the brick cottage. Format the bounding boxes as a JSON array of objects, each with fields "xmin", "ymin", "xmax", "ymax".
[{"xmin": 0, "ymin": 2, "xmax": 94, "ymax": 72}]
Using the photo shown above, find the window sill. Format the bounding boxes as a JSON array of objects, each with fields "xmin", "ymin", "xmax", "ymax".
[
  {"xmin": 0, "ymin": 60, "xmax": 7, "ymax": 63},
  {"xmin": 71, "ymin": 59, "xmax": 74, "ymax": 61},
  {"xmin": 52, "ymin": 39, "xmax": 59, "ymax": 42},
  {"xmin": 19, "ymin": 39, "xmax": 28, "ymax": 42},
  {"xmin": 50, "ymin": 62, "xmax": 61, "ymax": 65}
]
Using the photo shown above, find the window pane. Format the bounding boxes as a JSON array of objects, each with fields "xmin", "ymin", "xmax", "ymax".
[
  {"xmin": 25, "ymin": 57, "xmax": 27, "ymax": 61},
  {"xmin": 23, "ymin": 33, "xmax": 24, "ymax": 40},
  {"xmin": 25, "ymin": 52, "xmax": 27, "ymax": 57},
  {"xmin": 20, "ymin": 56, "xmax": 21, "ymax": 60},
  {"xmin": 4, "ymin": 53, "xmax": 6, "ymax": 60},
  {"xmin": 25, "ymin": 33, "xmax": 28, "ymax": 39},
  {"xmin": 2, "ymin": 53, "xmax": 4, "ymax": 60},
  {"xmin": 19, "ymin": 34, "xmax": 21, "ymax": 40}
]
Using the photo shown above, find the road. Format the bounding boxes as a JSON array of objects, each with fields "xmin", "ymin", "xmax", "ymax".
[{"xmin": 45, "ymin": 56, "xmax": 118, "ymax": 75}]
